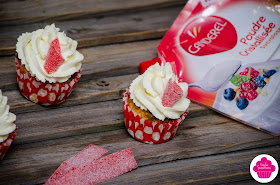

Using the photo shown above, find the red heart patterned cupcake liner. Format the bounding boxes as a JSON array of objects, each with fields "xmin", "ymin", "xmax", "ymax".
[
  {"xmin": 15, "ymin": 55, "xmax": 81, "ymax": 105},
  {"xmin": 123, "ymin": 89, "xmax": 188, "ymax": 144},
  {"xmin": 0, "ymin": 126, "xmax": 17, "ymax": 161}
]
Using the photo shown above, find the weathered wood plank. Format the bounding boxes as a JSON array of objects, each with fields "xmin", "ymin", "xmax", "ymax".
[
  {"xmin": 3, "ymin": 74, "xmax": 137, "ymax": 114},
  {"xmin": 2, "ymin": 1, "xmax": 278, "ymax": 185},
  {"xmin": 0, "ymin": 40, "xmax": 164, "ymax": 115},
  {"xmin": 12, "ymin": 96, "xmax": 210, "ymax": 144},
  {"xmin": 0, "ymin": 0, "xmax": 186, "ymax": 26},
  {"xmin": 0, "ymin": 39, "xmax": 160, "ymax": 91},
  {"xmin": 0, "ymin": 121, "xmax": 278, "ymax": 185},
  {"xmin": 100, "ymin": 146, "xmax": 280, "ymax": 185},
  {"xmin": 0, "ymin": 40, "xmax": 212, "ymax": 118},
  {"xmin": 230, "ymin": 178, "xmax": 280, "ymax": 185},
  {"xmin": 4, "ymin": 73, "xmax": 210, "ymax": 117},
  {"xmin": 0, "ymin": 40, "xmax": 158, "ymax": 114},
  {"xmin": 0, "ymin": 6, "xmax": 182, "ymax": 55}
]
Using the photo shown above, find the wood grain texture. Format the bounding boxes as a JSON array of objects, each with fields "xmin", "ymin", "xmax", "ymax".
[
  {"xmin": 11, "ymin": 97, "xmax": 210, "ymax": 144},
  {"xmin": 1, "ymin": 1, "xmax": 279, "ymax": 184},
  {"xmin": 230, "ymin": 178, "xmax": 280, "ymax": 185},
  {"xmin": 100, "ymin": 146, "xmax": 280, "ymax": 185},
  {"xmin": 0, "ymin": 40, "xmax": 161, "ymax": 115},
  {"xmin": 0, "ymin": 39, "xmax": 160, "ymax": 91},
  {"xmin": 0, "ymin": 123, "xmax": 278, "ymax": 185},
  {"xmin": 0, "ymin": 0, "xmax": 186, "ymax": 25},
  {"xmin": 0, "ymin": 112, "xmax": 278, "ymax": 184},
  {"xmin": 0, "ymin": 5, "xmax": 183, "ymax": 55}
]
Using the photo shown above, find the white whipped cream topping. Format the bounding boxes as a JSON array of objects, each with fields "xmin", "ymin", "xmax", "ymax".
[
  {"xmin": 129, "ymin": 63, "xmax": 190, "ymax": 120},
  {"xmin": 16, "ymin": 24, "xmax": 84, "ymax": 83},
  {"xmin": 0, "ymin": 90, "xmax": 16, "ymax": 143}
]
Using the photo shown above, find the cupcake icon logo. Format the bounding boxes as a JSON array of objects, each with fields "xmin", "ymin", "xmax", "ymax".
[
  {"xmin": 250, "ymin": 154, "xmax": 279, "ymax": 183},
  {"xmin": 254, "ymin": 157, "xmax": 275, "ymax": 178}
]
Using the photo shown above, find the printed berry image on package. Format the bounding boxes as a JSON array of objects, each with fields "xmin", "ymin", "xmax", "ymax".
[{"xmin": 151, "ymin": 0, "xmax": 280, "ymax": 135}]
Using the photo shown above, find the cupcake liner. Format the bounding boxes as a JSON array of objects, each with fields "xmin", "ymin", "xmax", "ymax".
[
  {"xmin": 257, "ymin": 171, "xmax": 272, "ymax": 178},
  {"xmin": 15, "ymin": 55, "xmax": 81, "ymax": 105},
  {"xmin": 0, "ymin": 127, "xmax": 17, "ymax": 161},
  {"xmin": 123, "ymin": 89, "xmax": 188, "ymax": 144}
]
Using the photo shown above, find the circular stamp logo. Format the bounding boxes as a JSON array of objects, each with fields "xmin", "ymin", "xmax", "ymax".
[{"xmin": 250, "ymin": 154, "xmax": 279, "ymax": 183}]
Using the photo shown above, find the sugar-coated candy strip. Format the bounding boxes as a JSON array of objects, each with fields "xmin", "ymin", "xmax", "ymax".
[
  {"xmin": 139, "ymin": 57, "xmax": 162, "ymax": 74},
  {"xmin": 45, "ymin": 144, "xmax": 108, "ymax": 185},
  {"xmin": 55, "ymin": 148, "xmax": 138, "ymax": 185},
  {"xmin": 44, "ymin": 38, "xmax": 65, "ymax": 74},
  {"xmin": 162, "ymin": 78, "xmax": 183, "ymax": 107}
]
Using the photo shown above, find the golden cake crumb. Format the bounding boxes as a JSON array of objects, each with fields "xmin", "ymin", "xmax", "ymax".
[{"xmin": 127, "ymin": 96, "xmax": 171, "ymax": 123}]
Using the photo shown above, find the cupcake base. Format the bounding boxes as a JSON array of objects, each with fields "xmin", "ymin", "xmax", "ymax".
[
  {"xmin": 0, "ymin": 127, "xmax": 17, "ymax": 161},
  {"xmin": 123, "ymin": 89, "xmax": 188, "ymax": 144},
  {"xmin": 15, "ymin": 54, "xmax": 81, "ymax": 106},
  {"xmin": 257, "ymin": 171, "xmax": 273, "ymax": 178}
]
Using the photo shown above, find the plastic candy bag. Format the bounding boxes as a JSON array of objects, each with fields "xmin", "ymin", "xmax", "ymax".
[{"xmin": 141, "ymin": 0, "xmax": 280, "ymax": 135}]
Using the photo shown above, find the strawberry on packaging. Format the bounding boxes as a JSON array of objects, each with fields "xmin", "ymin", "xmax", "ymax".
[
  {"xmin": 247, "ymin": 90, "xmax": 258, "ymax": 101},
  {"xmin": 239, "ymin": 67, "xmax": 259, "ymax": 82},
  {"xmin": 240, "ymin": 82, "xmax": 252, "ymax": 92}
]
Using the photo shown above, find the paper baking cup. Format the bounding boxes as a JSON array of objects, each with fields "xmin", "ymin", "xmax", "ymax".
[
  {"xmin": 123, "ymin": 89, "xmax": 188, "ymax": 144},
  {"xmin": 15, "ymin": 55, "xmax": 81, "ymax": 105},
  {"xmin": 0, "ymin": 127, "xmax": 17, "ymax": 161},
  {"xmin": 257, "ymin": 171, "xmax": 273, "ymax": 178}
]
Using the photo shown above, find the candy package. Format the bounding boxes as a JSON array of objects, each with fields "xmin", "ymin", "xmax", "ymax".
[{"xmin": 142, "ymin": 0, "xmax": 280, "ymax": 135}]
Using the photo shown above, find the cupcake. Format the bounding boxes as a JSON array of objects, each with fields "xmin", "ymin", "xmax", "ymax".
[
  {"xmin": 253, "ymin": 157, "xmax": 276, "ymax": 178},
  {"xmin": 0, "ymin": 90, "xmax": 17, "ymax": 160},
  {"xmin": 123, "ymin": 62, "xmax": 190, "ymax": 144},
  {"xmin": 15, "ymin": 24, "xmax": 84, "ymax": 105}
]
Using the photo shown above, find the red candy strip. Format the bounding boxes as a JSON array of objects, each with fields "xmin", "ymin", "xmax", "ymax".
[
  {"xmin": 55, "ymin": 148, "xmax": 138, "ymax": 185},
  {"xmin": 44, "ymin": 38, "xmax": 65, "ymax": 74},
  {"xmin": 45, "ymin": 144, "xmax": 108, "ymax": 185},
  {"xmin": 162, "ymin": 79, "xmax": 183, "ymax": 107},
  {"xmin": 139, "ymin": 57, "xmax": 162, "ymax": 74}
]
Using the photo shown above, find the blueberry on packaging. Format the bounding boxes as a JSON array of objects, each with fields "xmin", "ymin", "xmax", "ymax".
[
  {"xmin": 255, "ymin": 76, "xmax": 266, "ymax": 88},
  {"xmin": 263, "ymin": 69, "xmax": 276, "ymax": 78},
  {"xmin": 223, "ymin": 88, "xmax": 236, "ymax": 101},
  {"xmin": 236, "ymin": 97, "xmax": 249, "ymax": 110}
]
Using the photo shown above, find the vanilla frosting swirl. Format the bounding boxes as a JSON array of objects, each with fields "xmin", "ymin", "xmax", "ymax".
[
  {"xmin": 129, "ymin": 63, "xmax": 190, "ymax": 120},
  {"xmin": 0, "ymin": 90, "xmax": 16, "ymax": 143},
  {"xmin": 16, "ymin": 24, "xmax": 84, "ymax": 83}
]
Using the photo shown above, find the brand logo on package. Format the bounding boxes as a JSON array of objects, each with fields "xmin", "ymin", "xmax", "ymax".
[
  {"xmin": 200, "ymin": 0, "xmax": 217, "ymax": 7},
  {"xmin": 179, "ymin": 16, "xmax": 237, "ymax": 56},
  {"xmin": 250, "ymin": 154, "xmax": 279, "ymax": 183}
]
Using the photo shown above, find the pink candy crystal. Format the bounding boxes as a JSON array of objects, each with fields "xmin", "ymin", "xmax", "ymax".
[
  {"xmin": 55, "ymin": 148, "xmax": 138, "ymax": 185},
  {"xmin": 45, "ymin": 144, "xmax": 108, "ymax": 185},
  {"xmin": 162, "ymin": 79, "xmax": 183, "ymax": 107},
  {"xmin": 44, "ymin": 38, "xmax": 65, "ymax": 74}
]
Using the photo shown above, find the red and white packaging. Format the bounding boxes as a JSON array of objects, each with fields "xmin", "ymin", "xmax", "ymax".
[
  {"xmin": 15, "ymin": 55, "xmax": 81, "ymax": 106},
  {"xmin": 141, "ymin": 0, "xmax": 280, "ymax": 135}
]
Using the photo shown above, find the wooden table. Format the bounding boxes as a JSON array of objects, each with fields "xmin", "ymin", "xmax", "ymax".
[{"xmin": 0, "ymin": 0, "xmax": 279, "ymax": 184}]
